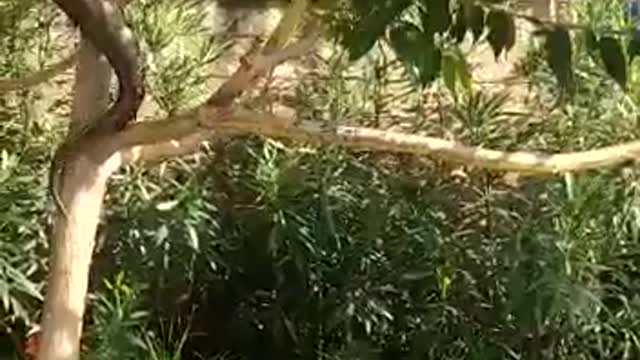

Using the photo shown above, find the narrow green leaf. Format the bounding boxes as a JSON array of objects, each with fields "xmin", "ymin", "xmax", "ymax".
[
  {"xmin": 451, "ymin": 5, "xmax": 468, "ymax": 43},
  {"xmin": 628, "ymin": 29, "xmax": 640, "ymax": 64},
  {"xmin": 584, "ymin": 28, "xmax": 600, "ymax": 63},
  {"xmin": 388, "ymin": 21, "xmax": 441, "ymax": 86},
  {"xmin": 455, "ymin": 53, "xmax": 472, "ymax": 90},
  {"xmin": 442, "ymin": 52, "xmax": 457, "ymax": 95},
  {"xmin": 422, "ymin": 0, "xmax": 451, "ymax": 34},
  {"xmin": 187, "ymin": 223, "xmax": 200, "ymax": 251},
  {"xmin": 487, "ymin": 10, "xmax": 516, "ymax": 59},
  {"xmin": 544, "ymin": 26, "xmax": 573, "ymax": 89},
  {"xmin": 468, "ymin": 4, "xmax": 485, "ymax": 43},
  {"xmin": 599, "ymin": 36, "xmax": 627, "ymax": 90},
  {"xmin": 343, "ymin": 0, "xmax": 413, "ymax": 61}
]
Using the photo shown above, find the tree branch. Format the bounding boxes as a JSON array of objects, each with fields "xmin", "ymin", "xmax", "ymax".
[
  {"xmin": 206, "ymin": 26, "xmax": 321, "ymax": 107},
  {"xmin": 119, "ymin": 105, "xmax": 640, "ymax": 175},
  {"xmin": 80, "ymin": 14, "xmax": 637, "ymax": 176},
  {"xmin": 101, "ymin": 19, "xmax": 640, "ymax": 175},
  {"xmin": 0, "ymin": 51, "xmax": 77, "ymax": 94},
  {"xmin": 36, "ymin": 35, "xmax": 112, "ymax": 360}
]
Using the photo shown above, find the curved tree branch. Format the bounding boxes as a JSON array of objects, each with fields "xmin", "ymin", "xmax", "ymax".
[
  {"xmin": 34, "ymin": 14, "xmax": 322, "ymax": 360},
  {"xmin": 116, "ymin": 105, "xmax": 640, "ymax": 175},
  {"xmin": 106, "ymin": 24, "xmax": 640, "ymax": 176},
  {"xmin": 38, "ymin": 6, "xmax": 640, "ymax": 360},
  {"xmin": 36, "ymin": 37, "xmax": 112, "ymax": 360}
]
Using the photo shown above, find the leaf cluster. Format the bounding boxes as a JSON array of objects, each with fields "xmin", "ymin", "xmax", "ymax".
[{"xmin": 322, "ymin": 0, "xmax": 640, "ymax": 95}]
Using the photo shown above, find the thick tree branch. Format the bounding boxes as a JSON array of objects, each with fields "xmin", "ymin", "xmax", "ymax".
[
  {"xmin": 69, "ymin": 40, "xmax": 112, "ymax": 134},
  {"xmin": 89, "ymin": 19, "xmax": 640, "ymax": 175},
  {"xmin": 117, "ymin": 105, "xmax": 640, "ymax": 175},
  {"xmin": 37, "ymin": 37, "xmax": 112, "ymax": 360},
  {"xmin": 125, "ymin": 132, "xmax": 212, "ymax": 163},
  {"xmin": 67, "ymin": 15, "xmax": 640, "ymax": 189},
  {"xmin": 34, "ymin": 7, "xmax": 320, "ymax": 360},
  {"xmin": 32, "ymin": 4, "xmax": 640, "ymax": 359}
]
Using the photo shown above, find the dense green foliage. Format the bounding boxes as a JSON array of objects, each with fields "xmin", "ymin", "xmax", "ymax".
[
  {"xmin": 1, "ymin": 0, "xmax": 640, "ymax": 359},
  {"xmin": 328, "ymin": 0, "xmax": 640, "ymax": 93}
]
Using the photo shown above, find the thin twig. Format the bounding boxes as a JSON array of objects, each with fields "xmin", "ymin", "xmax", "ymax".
[
  {"xmin": 206, "ymin": 26, "xmax": 322, "ymax": 107},
  {"xmin": 0, "ymin": 51, "xmax": 77, "ymax": 94}
]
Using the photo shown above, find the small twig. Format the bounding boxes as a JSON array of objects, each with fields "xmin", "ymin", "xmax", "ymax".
[
  {"xmin": 0, "ymin": 51, "xmax": 77, "ymax": 94},
  {"xmin": 205, "ymin": 71, "xmax": 370, "ymax": 83},
  {"xmin": 206, "ymin": 27, "xmax": 321, "ymax": 108}
]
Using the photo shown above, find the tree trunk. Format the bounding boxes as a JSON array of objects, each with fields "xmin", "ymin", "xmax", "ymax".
[{"xmin": 36, "ymin": 38, "xmax": 113, "ymax": 360}]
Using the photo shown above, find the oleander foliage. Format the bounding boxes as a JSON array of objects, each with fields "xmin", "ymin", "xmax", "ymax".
[
  {"xmin": 1, "ymin": 0, "xmax": 640, "ymax": 359},
  {"xmin": 327, "ymin": 0, "xmax": 640, "ymax": 93}
]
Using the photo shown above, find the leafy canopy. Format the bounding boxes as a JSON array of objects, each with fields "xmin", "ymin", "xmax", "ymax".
[{"xmin": 324, "ymin": 0, "xmax": 640, "ymax": 92}]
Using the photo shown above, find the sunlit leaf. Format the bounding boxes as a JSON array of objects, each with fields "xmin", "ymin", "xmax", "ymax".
[{"xmin": 442, "ymin": 51, "xmax": 457, "ymax": 95}]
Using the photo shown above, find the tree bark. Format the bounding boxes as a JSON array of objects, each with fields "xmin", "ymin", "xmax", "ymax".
[{"xmin": 36, "ymin": 38, "xmax": 113, "ymax": 360}]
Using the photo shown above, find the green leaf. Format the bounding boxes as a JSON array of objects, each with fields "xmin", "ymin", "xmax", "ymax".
[
  {"xmin": 422, "ymin": 0, "xmax": 451, "ymax": 35},
  {"xmin": 455, "ymin": 52, "xmax": 472, "ymax": 90},
  {"xmin": 486, "ymin": 10, "xmax": 516, "ymax": 59},
  {"xmin": 585, "ymin": 28, "xmax": 598, "ymax": 52},
  {"xmin": 388, "ymin": 21, "xmax": 441, "ymax": 86},
  {"xmin": 441, "ymin": 47, "xmax": 471, "ymax": 94},
  {"xmin": 442, "ymin": 52, "xmax": 457, "ymax": 95},
  {"xmin": 584, "ymin": 28, "xmax": 599, "ymax": 62},
  {"xmin": 544, "ymin": 26, "xmax": 573, "ymax": 89},
  {"xmin": 628, "ymin": 30, "xmax": 640, "ymax": 64},
  {"xmin": 599, "ymin": 36, "xmax": 627, "ymax": 90},
  {"xmin": 186, "ymin": 223, "xmax": 199, "ymax": 251},
  {"xmin": 342, "ymin": 0, "xmax": 413, "ymax": 61},
  {"xmin": 468, "ymin": 4, "xmax": 485, "ymax": 43},
  {"xmin": 450, "ymin": 5, "xmax": 468, "ymax": 43}
]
